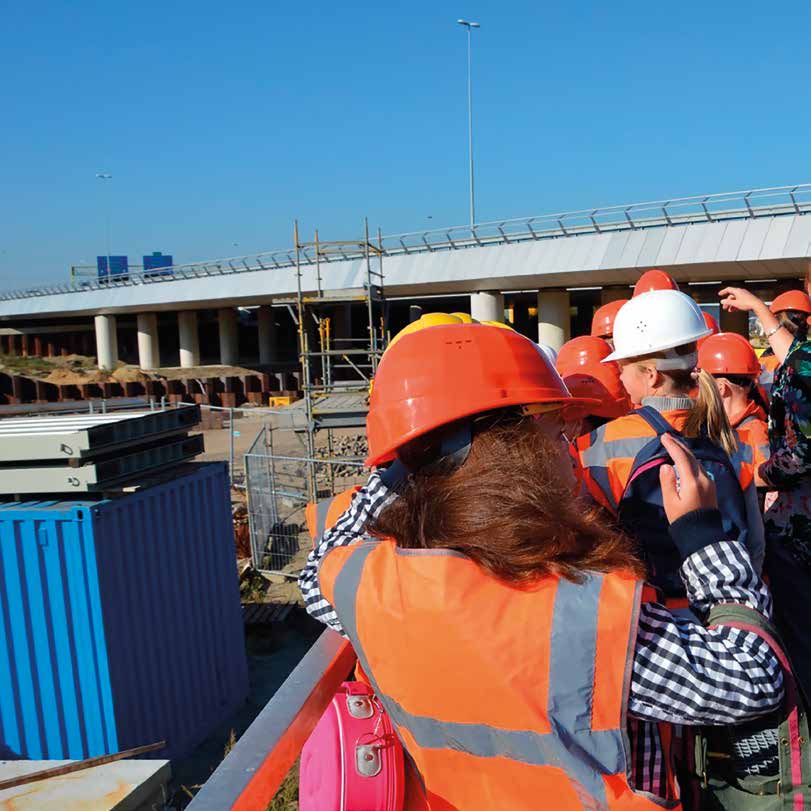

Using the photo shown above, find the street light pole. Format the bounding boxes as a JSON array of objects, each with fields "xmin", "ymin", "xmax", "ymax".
[
  {"xmin": 457, "ymin": 19, "xmax": 480, "ymax": 229},
  {"xmin": 95, "ymin": 172, "xmax": 112, "ymax": 277}
]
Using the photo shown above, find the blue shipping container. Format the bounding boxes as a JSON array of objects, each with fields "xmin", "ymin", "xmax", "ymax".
[{"xmin": 0, "ymin": 463, "xmax": 248, "ymax": 761}]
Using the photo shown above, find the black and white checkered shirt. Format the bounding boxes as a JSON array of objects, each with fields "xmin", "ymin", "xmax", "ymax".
[{"xmin": 299, "ymin": 471, "xmax": 783, "ymax": 798}]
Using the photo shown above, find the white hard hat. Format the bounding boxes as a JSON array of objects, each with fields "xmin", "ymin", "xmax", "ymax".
[{"xmin": 603, "ymin": 290, "xmax": 711, "ymax": 365}]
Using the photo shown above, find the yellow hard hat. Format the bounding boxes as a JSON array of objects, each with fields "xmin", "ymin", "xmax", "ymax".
[
  {"xmin": 480, "ymin": 320, "xmax": 513, "ymax": 331},
  {"xmin": 449, "ymin": 312, "xmax": 478, "ymax": 324},
  {"xmin": 387, "ymin": 313, "xmax": 464, "ymax": 349}
]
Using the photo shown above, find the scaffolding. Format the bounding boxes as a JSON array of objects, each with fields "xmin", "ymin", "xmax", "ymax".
[
  {"xmin": 294, "ymin": 218, "xmax": 386, "ymax": 502},
  {"xmin": 244, "ymin": 220, "xmax": 386, "ymax": 574}
]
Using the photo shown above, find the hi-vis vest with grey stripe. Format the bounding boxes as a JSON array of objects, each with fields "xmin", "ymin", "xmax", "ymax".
[{"xmin": 320, "ymin": 540, "xmax": 679, "ymax": 810}]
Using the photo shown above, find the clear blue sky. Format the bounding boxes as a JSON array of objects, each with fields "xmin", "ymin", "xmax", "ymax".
[{"xmin": 2, "ymin": 0, "xmax": 810, "ymax": 287}]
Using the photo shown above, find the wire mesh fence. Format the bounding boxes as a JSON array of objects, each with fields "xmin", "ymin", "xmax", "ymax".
[{"xmin": 244, "ymin": 421, "xmax": 367, "ymax": 575}]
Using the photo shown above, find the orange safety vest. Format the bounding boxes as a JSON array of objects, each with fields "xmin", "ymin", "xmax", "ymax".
[
  {"xmin": 731, "ymin": 401, "xmax": 770, "ymax": 490},
  {"xmin": 320, "ymin": 540, "xmax": 680, "ymax": 810},
  {"xmin": 304, "ymin": 486, "xmax": 360, "ymax": 546},
  {"xmin": 576, "ymin": 409, "xmax": 691, "ymax": 514}
]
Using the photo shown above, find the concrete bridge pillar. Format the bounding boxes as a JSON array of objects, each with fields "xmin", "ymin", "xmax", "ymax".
[
  {"xmin": 537, "ymin": 291, "xmax": 571, "ymax": 351},
  {"xmin": 178, "ymin": 311, "xmax": 201, "ymax": 368},
  {"xmin": 218, "ymin": 308, "xmax": 239, "ymax": 366},
  {"xmin": 94, "ymin": 314, "xmax": 119, "ymax": 370},
  {"xmin": 257, "ymin": 305, "xmax": 278, "ymax": 366},
  {"xmin": 719, "ymin": 304, "xmax": 750, "ymax": 338},
  {"xmin": 137, "ymin": 313, "xmax": 161, "ymax": 369},
  {"xmin": 470, "ymin": 291, "xmax": 504, "ymax": 323}
]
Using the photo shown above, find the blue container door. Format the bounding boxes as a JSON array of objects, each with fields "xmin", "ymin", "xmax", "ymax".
[{"xmin": 0, "ymin": 507, "xmax": 118, "ymax": 759}]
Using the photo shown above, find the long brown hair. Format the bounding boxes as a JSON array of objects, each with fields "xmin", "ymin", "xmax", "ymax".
[{"xmin": 369, "ymin": 417, "xmax": 644, "ymax": 584}]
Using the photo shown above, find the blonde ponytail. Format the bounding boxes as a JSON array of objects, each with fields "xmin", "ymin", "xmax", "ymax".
[{"xmin": 683, "ymin": 368, "xmax": 738, "ymax": 457}]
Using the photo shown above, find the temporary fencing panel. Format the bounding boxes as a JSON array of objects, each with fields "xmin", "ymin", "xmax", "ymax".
[
  {"xmin": 245, "ymin": 421, "xmax": 366, "ymax": 574},
  {"xmin": 0, "ymin": 462, "xmax": 248, "ymax": 761}
]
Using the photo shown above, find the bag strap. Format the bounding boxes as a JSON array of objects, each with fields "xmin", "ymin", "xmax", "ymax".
[
  {"xmin": 635, "ymin": 405, "xmax": 680, "ymax": 438},
  {"xmin": 619, "ymin": 408, "xmax": 673, "ymax": 500},
  {"xmin": 707, "ymin": 603, "xmax": 811, "ymax": 796}
]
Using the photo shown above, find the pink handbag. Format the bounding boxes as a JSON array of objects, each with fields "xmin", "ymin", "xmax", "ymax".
[{"xmin": 300, "ymin": 681, "xmax": 405, "ymax": 811}]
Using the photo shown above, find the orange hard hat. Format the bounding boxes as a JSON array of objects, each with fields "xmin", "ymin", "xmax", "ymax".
[
  {"xmin": 591, "ymin": 299, "xmax": 628, "ymax": 338},
  {"xmin": 366, "ymin": 323, "xmax": 595, "ymax": 466},
  {"xmin": 770, "ymin": 290, "xmax": 811, "ymax": 315},
  {"xmin": 557, "ymin": 335, "xmax": 613, "ymax": 371},
  {"xmin": 633, "ymin": 269, "xmax": 679, "ymax": 297},
  {"xmin": 556, "ymin": 336, "xmax": 631, "ymax": 420},
  {"xmin": 698, "ymin": 332, "xmax": 760, "ymax": 378}
]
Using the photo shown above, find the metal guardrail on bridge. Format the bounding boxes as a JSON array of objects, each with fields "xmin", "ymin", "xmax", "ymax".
[{"xmin": 4, "ymin": 183, "xmax": 811, "ymax": 301}]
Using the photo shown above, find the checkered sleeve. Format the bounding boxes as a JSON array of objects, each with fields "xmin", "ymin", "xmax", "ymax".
[
  {"xmin": 298, "ymin": 471, "xmax": 396, "ymax": 636},
  {"xmin": 629, "ymin": 540, "xmax": 783, "ymax": 725}
]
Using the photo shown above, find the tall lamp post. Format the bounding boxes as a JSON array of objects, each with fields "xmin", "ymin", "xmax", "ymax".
[
  {"xmin": 457, "ymin": 19, "xmax": 480, "ymax": 229},
  {"xmin": 95, "ymin": 172, "xmax": 112, "ymax": 278}
]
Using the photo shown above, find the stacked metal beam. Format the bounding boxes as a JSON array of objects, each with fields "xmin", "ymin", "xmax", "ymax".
[{"xmin": 0, "ymin": 405, "xmax": 203, "ymax": 494}]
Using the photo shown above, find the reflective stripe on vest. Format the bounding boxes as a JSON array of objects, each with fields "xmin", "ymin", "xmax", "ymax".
[{"xmin": 320, "ymin": 542, "xmax": 672, "ymax": 809}]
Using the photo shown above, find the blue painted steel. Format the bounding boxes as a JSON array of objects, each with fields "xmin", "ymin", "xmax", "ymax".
[{"xmin": 0, "ymin": 463, "xmax": 248, "ymax": 761}]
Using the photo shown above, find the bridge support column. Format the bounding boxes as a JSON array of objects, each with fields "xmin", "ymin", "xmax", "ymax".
[
  {"xmin": 219, "ymin": 308, "xmax": 239, "ymax": 366},
  {"xmin": 537, "ymin": 291, "xmax": 570, "ymax": 351},
  {"xmin": 94, "ymin": 314, "xmax": 119, "ymax": 370},
  {"xmin": 601, "ymin": 286, "xmax": 629, "ymax": 304},
  {"xmin": 178, "ymin": 311, "xmax": 201, "ymax": 368},
  {"xmin": 257, "ymin": 305, "xmax": 277, "ymax": 366},
  {"xmin": 470, "ymin": 291, "xmax": 504, "ymax": 323},
  {"xmin": 137, "ymin": 313, "xmax": 161, "ymax": 369},
  {"xmin": 719, "ymin": 304, "xmax": 749, "ymax": 338}
]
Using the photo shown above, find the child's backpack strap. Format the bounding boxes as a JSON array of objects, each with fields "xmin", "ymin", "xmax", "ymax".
[{"xmin": 635, "ymin": 405, "xmax": 680, "ymax": 437}]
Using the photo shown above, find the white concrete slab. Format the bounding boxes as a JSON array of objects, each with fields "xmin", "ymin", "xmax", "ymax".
[{"xmin": 0, "ymin": 758, "xmax": 170, "ymax": 811}]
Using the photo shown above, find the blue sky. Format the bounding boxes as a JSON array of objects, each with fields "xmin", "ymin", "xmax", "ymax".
[{"xmin": 2, "ymin": 0, "xmax": 810, "ymax": 287}]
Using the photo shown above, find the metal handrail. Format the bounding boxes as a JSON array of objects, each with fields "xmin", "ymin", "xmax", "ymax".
[
  {"xmin": 4, "ymin": 183, "xmax": 810, "ymax": 302},
  {"xmin": 186, "ymin": 629, "xmax": 356, "ymax": 811}
]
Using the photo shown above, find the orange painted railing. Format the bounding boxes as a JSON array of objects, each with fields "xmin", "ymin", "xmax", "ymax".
[{"xmin": 187, "ymin": 629, "xmax": 356, "ymax": 811}]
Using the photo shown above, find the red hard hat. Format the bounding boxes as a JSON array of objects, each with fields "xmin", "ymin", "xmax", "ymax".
[
  {"xmin": 770, "ymin": 290, "xmax": 811, "ymax": 315},
  {"xmin": 697, "ymin": 332, "xmax": 760, "ymax": 378},
  {"xmin": 556, "ymin": 336, "xmax": 631, "ymax": 419},
  {"xmin": 366, "ymin": 324, "xmax": 595, "ymax": 466},
  {"xmin": 633, "ymin": 269, "xmax": 679, "ymax": 297},
  {"xmin": 591, "ymin": 299, "xmax": 628, "ymax": 338},
  {"xmin": 702, "ymin": 311, "xmax": 720, "ymax": 335}
]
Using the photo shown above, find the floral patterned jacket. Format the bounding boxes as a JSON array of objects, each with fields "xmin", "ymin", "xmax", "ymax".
[{"xmin": 759, "ymin": 336, "xmax": 811, "ymax": 490}]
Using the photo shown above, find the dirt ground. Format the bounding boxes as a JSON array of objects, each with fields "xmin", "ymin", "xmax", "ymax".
[{"xmin": 0, "ymin": 353, "xmax": 267, "ymax": 386}]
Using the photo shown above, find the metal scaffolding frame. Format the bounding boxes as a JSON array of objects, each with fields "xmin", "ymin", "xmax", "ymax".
[
  {"xmin": 242, "ymin": 220, "xmax": 386, "ymax": 575},
  {"xmin": 294, "ymin": 218, "xmax": 386, "ymax": 502}
]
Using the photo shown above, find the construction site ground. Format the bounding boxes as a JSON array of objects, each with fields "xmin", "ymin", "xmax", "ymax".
[{"xmin": 0, "ymin": 353, "xmax": 270, "ymax": 386}]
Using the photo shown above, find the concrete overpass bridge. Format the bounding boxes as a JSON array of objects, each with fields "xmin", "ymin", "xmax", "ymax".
[{"xmin": 2, "ymin": 183, "xmax": 810, "ymax": 369}]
